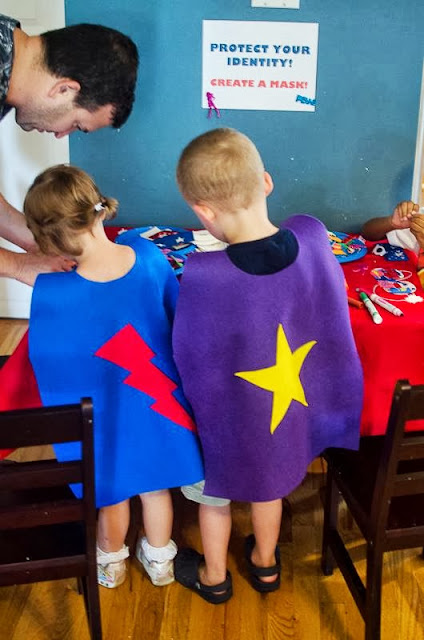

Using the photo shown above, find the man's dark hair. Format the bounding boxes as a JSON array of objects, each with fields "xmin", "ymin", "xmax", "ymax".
[{"xmin": 40, "ymin": 23, "xmax": 139, "ymax": 128}]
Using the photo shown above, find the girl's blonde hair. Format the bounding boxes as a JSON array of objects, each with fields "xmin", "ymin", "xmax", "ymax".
[
  {"xmin": 23, "ymin": 164, "xmax": 118, "ymax": 256},
  {"xmin": 176, "ymin": 128, "xmax": 265, "ymax": 212}
]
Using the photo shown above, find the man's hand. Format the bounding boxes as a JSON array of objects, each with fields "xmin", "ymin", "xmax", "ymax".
[{"xmin": 9, "ymin": 250, "xmax": 76, "ymax": 286}]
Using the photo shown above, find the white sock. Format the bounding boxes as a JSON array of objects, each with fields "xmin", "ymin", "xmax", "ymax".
[{"xmin": 140, "ymin": 537, "xmax": 177, "ymax": 562}]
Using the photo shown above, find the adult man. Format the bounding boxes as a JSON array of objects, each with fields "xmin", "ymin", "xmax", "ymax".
[{"xmin": 0, "ymin": 13, "xmax": 138, "ymax": 285}]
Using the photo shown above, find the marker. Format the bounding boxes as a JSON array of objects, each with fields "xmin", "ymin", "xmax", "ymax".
[
  {"xmin": 356, "ymin": 289, "xmax": 383, "ymax": 324},
  {"xmin": 367, "ymin": 292, "xmax": 403, "ymax": 317},
  {"xmin": 347, "ymin": 296, "xmax": 363, "ymax": 309}
]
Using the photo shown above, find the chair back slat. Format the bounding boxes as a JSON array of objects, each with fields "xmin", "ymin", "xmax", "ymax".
[
  {"xmin": 0, "ymin": 460, "xmax": 82, "ymax": 491},
  {"xmin": 398, "ymin": 435, "xmax": 424, "ymax": 461},
  {"xmin": 0, "ymin": 556, "xmax": 87, "ymax": 587},
  {"xmin": 0, "ymin": 499, "xmax": 84, "ymax": 529},
  {"xmin": 0, "ymin": 404, "xmax": 85, "ymax": 449},
  {"xmin": 392, "ymin": 471, "xmax": 424, "ymax": 497}
]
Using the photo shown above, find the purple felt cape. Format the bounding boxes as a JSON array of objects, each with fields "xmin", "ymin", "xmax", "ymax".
[{"xmin": 173, "ymin": 215, "xmax": 363, "ymax": 502}]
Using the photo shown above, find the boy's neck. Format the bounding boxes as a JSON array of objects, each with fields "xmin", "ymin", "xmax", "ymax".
[{"xmin": 225, "ymin": 209, "xmax": 279, "ymax": 245}]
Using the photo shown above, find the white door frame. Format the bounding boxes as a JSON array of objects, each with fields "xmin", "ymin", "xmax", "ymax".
[{"xmin": 0, "ymin": 0, "xmax": 69, "ymax": 318}]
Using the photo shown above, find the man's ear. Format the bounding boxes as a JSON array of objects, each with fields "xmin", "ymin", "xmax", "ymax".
[
  {"xmin": 264, "ymin": 171, "xmax": 274, "ymax": 197},
  {"xmin": 48, "ymin": 79, "xmax": 80, "ymax": 98}
]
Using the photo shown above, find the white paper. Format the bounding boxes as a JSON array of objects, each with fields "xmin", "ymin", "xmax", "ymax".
[{"xmin": 202, "ymin": 20, "xmax": 319, "ymax": 112}]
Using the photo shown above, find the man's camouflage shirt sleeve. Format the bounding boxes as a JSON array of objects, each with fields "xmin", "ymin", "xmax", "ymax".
[{"xmin": 0, "ymin": 14, "xmax": 20, "ymax": 122}]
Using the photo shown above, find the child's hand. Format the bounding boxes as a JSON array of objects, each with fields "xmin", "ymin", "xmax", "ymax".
[
  {"xmin": 410, "ymin": 212, "xmax": 424, "ymax": 250},
  {"xmin": 391, "ymin": 200, "xmax": 419, "ymax": 229}
]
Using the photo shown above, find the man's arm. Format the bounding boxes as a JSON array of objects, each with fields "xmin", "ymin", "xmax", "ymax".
[
  {"xmin": 0, "ymin": 193, "xmax": 75, "ymax": 285},
  {"xmin": 0, "ymin": 192, "xmax": 36, "ymax": 251},
  {"xmin": 0, "ymin": 246, "xmax": 75, "ymax": 286}
]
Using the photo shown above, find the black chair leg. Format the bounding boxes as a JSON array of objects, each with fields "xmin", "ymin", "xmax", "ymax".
[
  {"xmin": 81, "ymin": 572, "xmax": 102, "ymax": 640},
  {"xmin": 321, "ymin": 470, "xmax": 339, "ymax": 576},
  {"xmin": 364, "ymin": 544, "xmax": 383, "ymax": 640}
]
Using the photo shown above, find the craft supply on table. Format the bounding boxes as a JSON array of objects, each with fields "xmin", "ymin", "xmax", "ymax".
[
  {"xmin": 356, "ymin": 289, "xmax": 383, "ymax": 324},
  {"xmin": 328, "ymin": 231, "xmax": 367, "ymax": 263},
  {"xmin": 370, "ymin": 267, "xmax": 417, "ymax": 296},
  {"xmin": 347, "ymin": 296, "xmax": 363, "ymax": 309},
  {"xmin": 367, "ymin": 292, "xmax": 403, "ymax": 317},
  {"xmin": 372, "ymin": 243, "xmax": 409, "ymax": 261},
  {"xmin": 115, "ymin": 225, "xmax": 226, "ymax": 276}
]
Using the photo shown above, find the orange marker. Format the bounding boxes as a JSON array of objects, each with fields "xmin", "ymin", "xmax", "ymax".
[{"xmin": 347, "ymin": 296, "xmax": 363, "ymax": 309}]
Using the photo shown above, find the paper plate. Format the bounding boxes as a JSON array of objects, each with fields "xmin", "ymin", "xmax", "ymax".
[{"xmin": 328, "ymin": 231, "xmax": 367, "ymax": 263}]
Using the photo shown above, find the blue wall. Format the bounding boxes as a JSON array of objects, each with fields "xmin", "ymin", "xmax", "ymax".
[{"xmin": 66, "ymin": 0, "xmax": 424, "ymax": 232}]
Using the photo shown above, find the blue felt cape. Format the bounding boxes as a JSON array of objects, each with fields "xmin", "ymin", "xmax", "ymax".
[{"xmin": 29, "ymin": 235, "xmax": 204, "ymax": 507}]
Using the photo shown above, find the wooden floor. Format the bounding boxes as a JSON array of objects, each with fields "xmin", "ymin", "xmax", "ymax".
[{"xmin": 0, "ymin": 319, "xmax": 424, "ymax": 640}]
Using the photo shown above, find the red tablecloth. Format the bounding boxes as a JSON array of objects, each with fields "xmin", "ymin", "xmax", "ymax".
[{"xmin": 343, "ymin": 242, "xmax": 424, "ymax": 435}]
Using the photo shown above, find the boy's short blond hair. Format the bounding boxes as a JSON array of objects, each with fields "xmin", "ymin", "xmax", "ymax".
[
  {"xmin": 176, "ymin": 128, "xmax": 265, "ymax": 212},
  {"xmin": 24, "ymin": 164, "xmax": 118, "ymax": 257}
]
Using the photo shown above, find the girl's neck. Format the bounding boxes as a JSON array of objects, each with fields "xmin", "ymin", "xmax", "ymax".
[{"xmin": 76, "ymin": 226, "xmax": 136, "ymax": 282}]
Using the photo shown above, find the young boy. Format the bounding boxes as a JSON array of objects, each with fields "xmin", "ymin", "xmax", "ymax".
[
  {"xmin": 172, "ymin": 128, "xmax": 363, "ymax": 603},
  {"xmin": 361, "ymin": 200, "xmax": 422, "ymax": 252}
]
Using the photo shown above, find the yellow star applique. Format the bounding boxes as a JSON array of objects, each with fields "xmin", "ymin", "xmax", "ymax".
[{"xmin": 235, "ymin": 324, "xmax": 317, "ymax": 434}]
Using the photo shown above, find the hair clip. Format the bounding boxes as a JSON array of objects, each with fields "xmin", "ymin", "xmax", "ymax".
[{"xmin": 94, "ymin": 201, "xmax": 105, "ymax": 212}]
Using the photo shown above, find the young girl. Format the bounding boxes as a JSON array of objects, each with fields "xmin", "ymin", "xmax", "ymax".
[{"xmin": 23, "ymin": 164, "xmax": 204, "ymax": 589}]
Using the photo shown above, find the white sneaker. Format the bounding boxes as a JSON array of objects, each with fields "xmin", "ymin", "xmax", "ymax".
[
  {"xmin": 97, "ymin": 545, "xmax": 129, "ymax": 589},
  {"xmin": 135, "ymin": 537, "xmax": 177, "ymax": 586}
]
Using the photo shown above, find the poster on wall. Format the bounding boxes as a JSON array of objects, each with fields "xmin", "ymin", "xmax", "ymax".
[{"xmin": 202, "ymin": 20, "xmax": 319, "ymax": 112}]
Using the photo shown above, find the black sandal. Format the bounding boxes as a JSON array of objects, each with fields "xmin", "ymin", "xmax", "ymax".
[
  {"xmin": 244, "ymin": 534, "xmax": 281, "ymax": 593},
  {"xmin": 174, "ymin": 547, "xmax": 233, "ymax": 604}
]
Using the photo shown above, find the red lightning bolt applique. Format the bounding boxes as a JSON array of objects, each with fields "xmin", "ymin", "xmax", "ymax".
[{"xmin": 95, "ymin": 324, "xmax": 196, "ymax": 432}]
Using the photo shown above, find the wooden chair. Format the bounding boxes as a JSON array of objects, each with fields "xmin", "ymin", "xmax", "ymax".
[
  {"xmin": 321, "ymin": 379, "xmax": 424, "ymax": 640},
  {"xmin": 0, "ymin": 398, "xmax": 102, "ymax": 640}
]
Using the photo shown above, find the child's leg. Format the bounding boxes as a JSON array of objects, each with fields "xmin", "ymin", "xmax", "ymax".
[
  {"xmin": 140, "ymin": 488, "xmax": 173, "ymax": 546},
  {"xmin": 96, "ymin": 499, "xmax": 131, "ymax": 589},
  {"xmin": 97, "ymin": 499, "xmax": 130, "ymax": 551},
  {"xmin": 174, "ymin": 481, "xmax": 233, "ymax": 603},
  {"xmin": 136, "ymin": 489, "xmax": 177, "ymax": 586},
  {"xmin": 249, "ymin": 498, "xmax": 283, "ymax": 584},
  {"xmin": 198, "ymin": 502, "xmax": 232, "ymax": 586}
]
